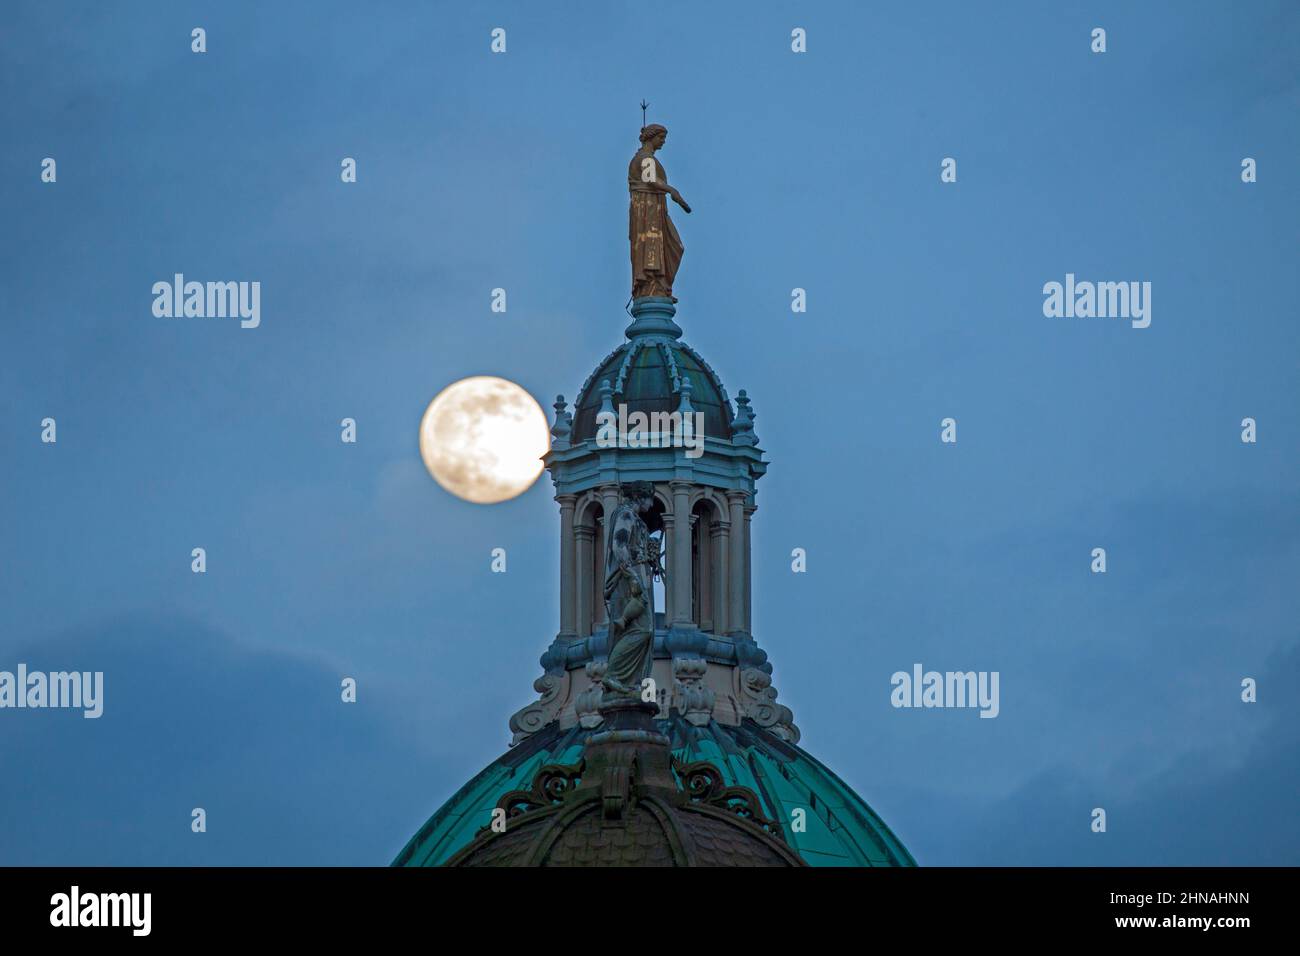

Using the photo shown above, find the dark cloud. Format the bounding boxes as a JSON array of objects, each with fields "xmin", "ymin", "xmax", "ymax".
[
  {"xmin": 0, "ymin": 615, "xmax": 448, "ymax": 865},
  {"xmin": 891, "ymin": 644, "xmax": 1299, "ymax": 865}
]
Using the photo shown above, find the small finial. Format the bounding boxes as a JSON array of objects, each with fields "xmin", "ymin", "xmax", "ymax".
[
  {"xmin": 598, "ymin": 379, "xmax": 615, "ymax": 419},
  {"xmin": 640, "ymin": 99, "xmax": 649, "ymax": 129},
  {"xmin": 677, "ymin": 376, "xmax": 695, "ymax": 414},
  {"xmin": 551, "ymin": 394, "xmax": 571, "ymax": 449},
  {"xmin": 732, "ymin": 389, "xmax": 758, "ymax": 446}
]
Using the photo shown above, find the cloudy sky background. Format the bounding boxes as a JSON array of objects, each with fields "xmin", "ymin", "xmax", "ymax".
[{"xmin": 1, "ymin": 0, "xmax": 1297, "ymax": 864}]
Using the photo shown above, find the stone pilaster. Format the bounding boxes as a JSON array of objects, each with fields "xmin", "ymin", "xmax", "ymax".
[
  {"xmin": 697, "ymin": 510, "xmax": 713, "ymax": 631},
  {"xmin": 670, "ymin": 480, "xmax": 693, "ymax": 627},
  {"xmin": 575, "ymin": 524, "xmax": 595, "ymax": 637},
  {"xmin": 743, "ymin": 501, "xmax": 756, "ymax": 636},
  {"xmin": 596, "ymin": 483, "xmax": 621, "ymax": 627},
  {"xmin": 661, "ymin": 510, "xmax": 675, "ymax": 624},
  {"xmin": 726, "ymin": 490, "xmax": 747, "ymax": 637},
  {"xmin": 557, "ymin": 494, "xmax": 577, "ymax": 639},
  {"xmin": 711, "ymin": 518, "xmax": 729, "ymax": 635},
  {"xmin": 598, "ymin": 484, "xmax": 620, "ymax": 558}
]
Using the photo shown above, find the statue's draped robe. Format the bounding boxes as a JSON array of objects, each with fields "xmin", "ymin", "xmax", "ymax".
[
  {"xmin": 603, "ymin": 502, "xmax": 656, "ymax": 694},
  {"xmin": 628, "ymin": 150, "xmax": 684, "ymax": 299}
]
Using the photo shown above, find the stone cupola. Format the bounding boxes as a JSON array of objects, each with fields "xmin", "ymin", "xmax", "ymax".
[{"xmin": 508, "ymin": 296, "xmax": 797, "ymax": 744}]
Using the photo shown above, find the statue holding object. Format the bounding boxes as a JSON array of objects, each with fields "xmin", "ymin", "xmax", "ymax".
[{"xmin": 629, "ymin": 121, "xmax": 691, "ymax": 302}]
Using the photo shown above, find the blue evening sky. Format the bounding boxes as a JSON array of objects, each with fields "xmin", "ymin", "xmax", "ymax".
[{"xmin": 1, "ymin": 0, "xmax": 1296, "ymax": 864}]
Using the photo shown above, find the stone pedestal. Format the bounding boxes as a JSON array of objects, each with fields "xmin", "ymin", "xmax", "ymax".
[
  {"xmin": 577, "ymin": 699, "xmax": 677, "ymax": 815},
  {"xmin": 624, "ymin": 296, "xmax": 683, "ymax": 340}
]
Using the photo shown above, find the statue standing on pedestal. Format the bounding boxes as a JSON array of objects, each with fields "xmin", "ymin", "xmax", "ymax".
[
  {"xmin": 602, "ymin": 483, "xmax": 658, "ymax": 699},
  {"xmin": 629, "ymin": 123, "xmax": 691, "ymax": 302}
]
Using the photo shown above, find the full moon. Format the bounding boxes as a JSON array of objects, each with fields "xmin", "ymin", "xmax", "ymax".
[{"xmin": 419, "ymin": 376, "xmax": 550, "ymax": 504}]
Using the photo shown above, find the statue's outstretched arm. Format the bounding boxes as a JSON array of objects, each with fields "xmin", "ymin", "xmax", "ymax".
[{"xmin": 633, "ymin": 160, "xmax": 690, "ymax": 211}]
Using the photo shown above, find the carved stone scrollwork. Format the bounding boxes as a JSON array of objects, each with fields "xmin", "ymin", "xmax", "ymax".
[
  {"xmin": 671, "ymin": 658, "xmax": 714, "ymax": 726},
  {"xmin": 601, "ymin": 753, "xmax": 638, "ymax": 821},
  {"xmin": 670, "ymin": 757, "xmax": 784, "ymax": 840},
  {"xmin": 737, "ymin": 667, "xmax": 801, "ymax": 744},
  {"xmin": 507, "ymin": 670, "xmax": 568, "ymax": 746},
  {"xmin": 574, "ymin": 661, "xmax": 607, "ymax": 729},
  {"xmin": 483, "ymin": 759, "xmax": 586, "ymax": 834}
]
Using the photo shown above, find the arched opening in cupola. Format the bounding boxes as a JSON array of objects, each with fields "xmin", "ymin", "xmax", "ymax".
[
  {"xmin": 691, "ymin": 497, "xmax": 724, "ymax": 633},
  {"xmin": 643, "ymin": 494, "xmax": 668, "ymax": 628}
]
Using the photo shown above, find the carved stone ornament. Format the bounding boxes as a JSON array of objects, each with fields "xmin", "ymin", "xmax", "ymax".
[
  {"xmin": 736, "ymin": 667, "xmax": 801, "ymax": 743},
  {"xmin": 574, "ymin": 660, "xmax": 608, "ymax": 729},
  {"xmin": 483, "ymin": 758, "xmax": 586, "ymax": 834},
  {"xmin": 670, "ymin": 757, "xmax": 784, "ymax": 841},
  {"xmin": 507, "ymin": 671, "xmax": 569, "ymax": 746},
  {"xmin": 671, "ymin": 657, "xmax": 714, "ymax": 726}
]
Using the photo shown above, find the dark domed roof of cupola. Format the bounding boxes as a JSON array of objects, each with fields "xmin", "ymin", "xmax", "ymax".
[
  {"xmin": 443, "ymin": 701, "xmax": 804, "ymax": 868},
  {"xmin": 570, "ymin": 337, "xmax": 733, "ymax": 443},
  {"xmin": 449, "ymin": 782, "xmax": 800, "ymax": 867}
]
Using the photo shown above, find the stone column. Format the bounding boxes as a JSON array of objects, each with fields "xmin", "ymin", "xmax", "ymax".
[
  {"xmin": 712, "ymin": 519, "xmax": 729, "ymax": 635},
  {"xmin": 671, "ymin": 481, "xmax": 693, "ymax": 628},
  {"xmin": 575, "ymin": 524, "xmax": 595, "ymax": 637},
  {"xmin": 557, "ymin": 494, "xmax": 577, "ymax": 639},
  {"xmin": 727, "ymin": 490, "xmax": 747, "ymax": 636},
  {"xmin": 697, "ymin": 509, "xmax": 712, "ymax": 631},
  {"xmin": 661, "ymin": 512, "xmax": 675, "ymax": 624},
  {"xmin": 596, "ymin": 484, "xmax": 620, "ymax": 629},
  {"xmin": 744, "ymin": 502, "xmax": 756, "ymax": 635},
  {"xmin": 598, "ymin": 484, "xmax": 620, "ymax": 558}
]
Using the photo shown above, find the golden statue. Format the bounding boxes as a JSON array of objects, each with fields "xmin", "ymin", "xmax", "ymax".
[{"xmin": 629, "ymin": 123, "xmax": 691, "ymax": 301}]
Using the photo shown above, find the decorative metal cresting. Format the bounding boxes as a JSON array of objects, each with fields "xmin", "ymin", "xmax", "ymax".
[
  {"xmin": 478, "ymin": 749, "xmax": 783, "ymax": 842},
  {"xmin": 670, "ymin": 757, "xmax": 786, "ymax": 841},
  {"xmin": 486, "ymin": 758, "xmax": 586, "ymax": 830}
]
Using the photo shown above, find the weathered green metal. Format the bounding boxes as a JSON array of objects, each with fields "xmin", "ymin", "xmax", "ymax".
[{"xmin": 393, "ymin": 716, "xmax": 915, "ymax": 868}]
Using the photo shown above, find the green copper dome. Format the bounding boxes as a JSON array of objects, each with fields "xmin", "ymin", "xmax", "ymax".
[
  {"xmin": 393, "ymin": 716, "xmax": 915, "ymax": 867},
  {"xmin": 569, "ymin": 338, "xmax": 734, "ymax": 443}
]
